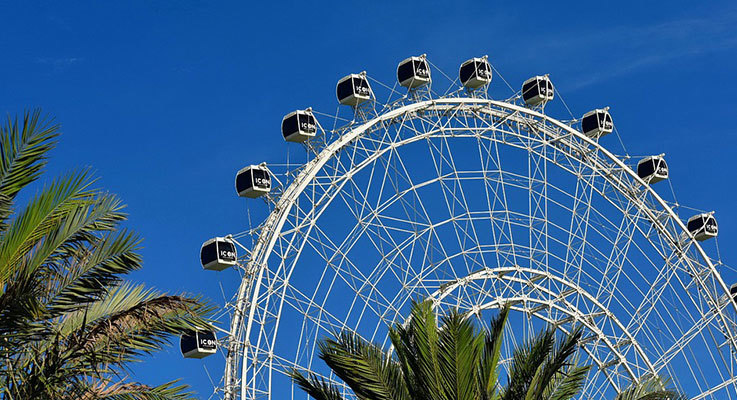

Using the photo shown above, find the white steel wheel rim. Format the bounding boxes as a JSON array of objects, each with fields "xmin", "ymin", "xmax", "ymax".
[{"xmin": 222, "ymin": 98, "xmax": 737, "ymax": 400}]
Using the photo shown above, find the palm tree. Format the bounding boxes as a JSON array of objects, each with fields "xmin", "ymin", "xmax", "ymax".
[
  {"xmin": 0, "ymin": 110, "xmax": 213, "ymax": 399},
  {"xmin": 290, "ymin": 300, "xmax": 684, "ymax": 400},
  {"xmin": 290, "ymin": 300, "xmax": 588, "ymax": 400}
]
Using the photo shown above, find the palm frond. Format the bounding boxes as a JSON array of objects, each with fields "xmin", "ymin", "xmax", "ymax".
[
  {"xmin": 0, "ymin": 110, "xmax": 59, "ymax": 225},
  {"xmin": 479, "ymin": 304, "xmax": 510, "ymax": 400},
  {"xmin": 542, "ymin": 364, "xmax": 590, "ymax": 400},
  {"xmin": 391, "ymin": 299, "xmax": 445, "ymax": 400},
  {"xmin": 614, "ymin": 375, "xmax": 686, "ymax": 400},
  {"xmin": 289, "ymin": 368, "xmax": 346, "ymax": 400},
  {"xmin": 0, "ymin": 169, "xmax": 96, "ymax": 285},
  {"xmin": 46, "ymin": 228, "xmax": 142, "ymax": 316},
  {"xmin": 318, "ymin": 331, "xmax": 408, "ymax": 400},
  {"xmin": 68, "ymin": 377, "xmax": 196, "ymax": 400},
  {"xmin": 48, "ymin": 283, "xmax": 214, "ymax": 374},
  {"xmin": 524, "ymin": 326, "xmax": 585, "ymax": 400},
  {"xmin": 436, "ymin": 309, "xmax": 484, "ymax": 400},
  {"xmin": 501, "ymin": 328, "xmax": 554, "ymax": 400}
]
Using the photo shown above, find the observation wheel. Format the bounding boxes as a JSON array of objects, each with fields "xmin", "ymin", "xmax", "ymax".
[{"xmin": 197, "ymin": 55, "xmax": 737, "ymax": 400}]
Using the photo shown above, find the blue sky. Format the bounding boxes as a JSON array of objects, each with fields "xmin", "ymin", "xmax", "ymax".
[{"xmin": 2, "ymin": 0, "xmax": 737, "ymax": 397}]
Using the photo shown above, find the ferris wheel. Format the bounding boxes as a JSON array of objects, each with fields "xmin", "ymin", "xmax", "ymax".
[{"xmin": 189, "ymin": 54, "xmax": 737, "ymax": 400}]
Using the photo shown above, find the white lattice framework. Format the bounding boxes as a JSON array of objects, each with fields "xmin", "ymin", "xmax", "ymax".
[{"xmin": 207, "ymin": 64, "xmax": 737, "ymax": 400}]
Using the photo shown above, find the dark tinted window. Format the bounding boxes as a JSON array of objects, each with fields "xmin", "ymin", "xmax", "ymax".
[
  {"xmin": 252, "ymin": 169, "xmax": 271, "ymax": 189},
  {"xmin": 638, "ymin": 160, "xmax": 656, "ymax": 178},
  {"xmin": 705, "ymin": 218, "xmax": 718, "ymax": 232},
  {"xmin": 282, "ymin": 114, "xmax": 298, "ymax": 138},
  {"xmin": 353, "ymin": 77, "xmax": 371, "ymax": 97},
  {"xmin": 397, "ymin": 61, "xmax": 414, "ymax": 82},
  {"xmin": 413, "ymin": 60, "xmax": 429, "ymax": 78},
  {"xmin": 180, "ymin": 333, "xmax": 198, "ymax": 354},
  {"xmin": 688, "ymin": 218, "xmax": 703, "ymax": 232},
  {"xmin": 582, "ymin": 114, "xmax": 598, "ymax": 134},
  {"xmin": 197, "ymin": 331, "xmax": 217, "ymax": 351},
  {"xmin": 459, "ymin": 62, "xmax": 475, "ymax": 84},
  {"xmin": 200, "ymin": 242, "xmax": 217, "ymax": 266},
  {"xmin": 522, "ymin": 80, "xmax": 539, "ymax": 100},
  {"xmin": 298, "ymin": 113, "xmax": 317, "ymax": 133},
  {"xmin": 337, "ymin": 79, "xmax": 353, "ymax": 101},
  {"xmin": 236, "ymin": 169, "xmax": 254, "ymax": 192},
  {"xmin": 217, "ymin": 240, "xmax": 236, "ymax": 262},
  {"xmin": 730, "ymin": 285, "xmax": 737, "ymax": 296}
]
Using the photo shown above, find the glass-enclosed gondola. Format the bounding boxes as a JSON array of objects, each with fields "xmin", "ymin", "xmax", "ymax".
[
  {"xmin": 180, "ymin": 330, "xmax": 217, "ymax": 359},
  {"xmin": 522, "ymin": 75, "xmax": 554, "ymax": 106},
  {"xmin": 459, "ymin": 56, "xmax": 492, "ymax": 89},
  {"xmin": 236, "ymin": 165, "xmax": 271, "ymax": 198},
  {"xmin": 282, "ymin": 108, "xmax": 317, "ymax": 143},
  {"xmin": 336, "ymin": 72, "xmax": 373, "ymax": 106},
  {"xmin": 581, "ymin": 108, "xmax": 614, "ymax": 138},
  {"xmin": 397, "ymin": 55, "xmax": 431, "ymax": 88},
  {"xmin": 687, "ymin": 213, "xmax": 718, "ymax": 241},
  {"xmin": 730, "ymin": 283, "xmax": 737, "ymax": 303},
  {"xmin": 637, "ymin": 156, "xmax": 668, "ymax": 184},
  {"xmin": 200, "ymin": 237, "xmax": 237, "ymax": 271}
]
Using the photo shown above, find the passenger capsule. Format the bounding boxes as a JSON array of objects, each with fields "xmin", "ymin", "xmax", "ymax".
[
  {"xmin": 336, "ymin": 72, "xmax": 373, "ymax": 106},
  {"xmin": 180, "ymin": 330, "xmax": 217, "ymax": 359},
  {"xmin": 200, "ymin": 237, "xmax": 237, "ymax": 271},
  {"xmin": 236, "ymin": 165, "xmax": 271, "ymax": 198},
  {"xmin": 459, "ymin": 56, "xmax": 492, "ymax": 89},
  {"xmin": 282, "ymin": 109, "xmax": 317, "ymax": 143},
  {"xmin": 397, "ymin": 55, "xmax": 431, "ymax": 88},
  {"xmin": 637, "ymin": 156, "xmax": 668, "ymax": 184},
  {"xmin": 581, "ymin": 108, "xmax": 614, "ymax": 138},
  {"xmin": 522, "ymin": 75, "xmax": 554, "ymax": 106},
  {"xmin": 730, "ymin": 283, "xmax": 737, "ymax": 303},
  {"xmin": 687, "ymin": 213, "xmax": 718, "ymax": 241}
]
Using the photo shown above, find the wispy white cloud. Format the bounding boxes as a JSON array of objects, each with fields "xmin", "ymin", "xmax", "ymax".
[
  {"xmin": 35, "ymin": 57, "xmax": 83, "ymax": 72},
  {"xmin": 518, "ymin": 11, "xmax": 737, "ymax": 91}
]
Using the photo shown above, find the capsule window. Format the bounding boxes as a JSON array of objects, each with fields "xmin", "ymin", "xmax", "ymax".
[
  {"xmin": 730, "ymin": 283, "xmax": 737, "ymax": 302},
  {"xmin": 336, "ymin": 79, "xmax": 354, "ymax": 103},
  {"xmin": 236, "ymin": 166, "xmax": 271, "ymax": 198},
  {"xmin": 181, "ymin": 330, "xmax": 217, "ymax": 359},
  {"xmin": 687, "ymin": 217, "xmax": 703, "ymax": 232}
]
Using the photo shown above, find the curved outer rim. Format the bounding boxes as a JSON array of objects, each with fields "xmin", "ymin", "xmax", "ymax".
[{"xmin": 223, "ymin": 97, "xmax": 735, "ymax": 400}]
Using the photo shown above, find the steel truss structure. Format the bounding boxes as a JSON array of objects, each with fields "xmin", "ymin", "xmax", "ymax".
[{"xmin": 210, "ymin": 65, "xmax": 737, "ymax": 400}]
